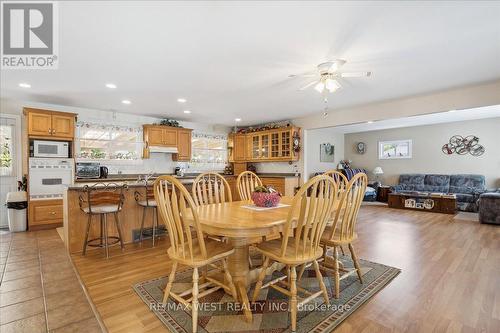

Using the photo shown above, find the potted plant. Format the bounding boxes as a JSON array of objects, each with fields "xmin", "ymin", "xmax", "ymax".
[{"xmin": 251, "ymin": 186, "xmax": 281, "ymax": 207}]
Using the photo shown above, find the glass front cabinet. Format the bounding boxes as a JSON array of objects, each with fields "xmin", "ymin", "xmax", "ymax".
[{"xmin": 234, "ymin": 127, "xmax": 299, "ymax": 162}]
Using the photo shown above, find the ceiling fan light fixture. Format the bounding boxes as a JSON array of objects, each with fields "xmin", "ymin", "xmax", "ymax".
[
  {"xmin": 314, "ymin": 82, "xmax": 325, "ymax": 93},
  {"xmin": 325, "ymin": 78, "xmax": 341, "ymax": 92}
]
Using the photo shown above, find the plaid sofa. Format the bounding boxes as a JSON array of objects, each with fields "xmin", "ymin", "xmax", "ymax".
[
  {"xmin": 312, "ymin": 168, "xmax": 378, "ymax": 201},
  {"xmin": 391, "ymin": 174, "xmax": 486, "ymax": 212}
]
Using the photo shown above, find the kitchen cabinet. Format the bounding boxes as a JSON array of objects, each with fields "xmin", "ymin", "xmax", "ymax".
[
  {"xmin": 231, "ymin": 134, "xmax": 247, "ymax": 162},
  {"xmin": 261, "ymin": 177, "xmax": 299, "ymax": 197},
  {"xmin": 26, "ymin": 108, "xmax": 76, "ymax": 139},
  {"xmin": 173, "ymin": 128, "xmax": 193, "ymax": 161},
  {"xmin": 28, "ymin": 199, "xmax": 63, "ymax": 229},
  {"xmin": 229, "ymin": 127, "xmax": 300, "ymax": 163},
  {"xmin": 143, "ymin": 125, "xmax": 178, "ymax": 147},
  {"xmin": 143, "ymin": 125, "xmax": 192, "ymax": 159}
]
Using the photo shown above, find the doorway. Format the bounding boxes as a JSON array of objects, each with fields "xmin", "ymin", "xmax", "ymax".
[{"xmin": 0, "ymin": 114, "xmax": 22, "ymax": 228}]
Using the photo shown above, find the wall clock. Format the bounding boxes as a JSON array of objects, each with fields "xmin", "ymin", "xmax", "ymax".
[{"xmin": 356, "ymin": 142, "xmax": 366, "ymax": 154}]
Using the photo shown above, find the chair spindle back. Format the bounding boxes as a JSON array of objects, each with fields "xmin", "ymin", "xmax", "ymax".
[
  {"xmin": 327, "ymin": 172, "xmax": 367, "ymax": 242},
  {"xmin": 236, "ymin": 171, "xmax": 263, "ymax": 200},
  {"xmin": 192, "ymin": 172, "xmax": 232, "ymax": 206},
  {"xmin": 154, "ymin": 176, "xmax": 207, "ymax": 261},
  {"xmin": 281, "ymin": 175, "xmax": 338, "ymax": 259}
]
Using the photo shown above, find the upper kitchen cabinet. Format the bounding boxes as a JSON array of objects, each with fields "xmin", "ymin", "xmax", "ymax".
[
  {"xmin": 143, "ymin": 125, "xmax": 192, "ymax": 159},
  {"xmin": 173, "ymin": 128, "xmax": 193, "ymax": 161},
  {"xmin": 25, "ymin": 108, "xmax": 76, "ymax": 139},
  {"xmin": 229, "ymin": 126, "xmax": 300, "ymax": 162},
  {"xmin": 229, "ymin": 134, "xmax": 247, "ymax": 162}
]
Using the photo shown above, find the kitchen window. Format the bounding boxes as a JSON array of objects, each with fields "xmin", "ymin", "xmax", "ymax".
[
  {"xmin": 0, "ymin": 118, "xmax": 15, "ymax": 176},
  {"xmin": 188, "ymin": 133, "xmax": 228, "ymax": 172},
  {"xmin": 75, "ymin": 122, "xmax": 142, "ymax": 161}
]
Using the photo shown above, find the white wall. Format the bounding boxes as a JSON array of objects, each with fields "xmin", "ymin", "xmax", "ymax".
[
  {"xmin": 344, "ymin": 117, "xmax": 500, "ymax": 188},
  {"xmin": 293, "ymin": 80, "xmax": 500, "ymax": 182},
  {"xmin": 303, "ymin": 127, "xmax": 345, "ymax": 179},
  {"xmin": 0, "ymin": 98, "xmax": 231, "ymax": 175}
]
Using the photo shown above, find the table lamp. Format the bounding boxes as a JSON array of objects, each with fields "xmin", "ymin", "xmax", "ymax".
[{"xmin": 373, "ymin": 166, "xmax": 384, "ymax": 182}]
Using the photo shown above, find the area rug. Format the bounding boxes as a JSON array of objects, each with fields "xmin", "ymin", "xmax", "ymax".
[{"xmin": 133, "ymin": 254, "xmax": 400, "ymax": 333}]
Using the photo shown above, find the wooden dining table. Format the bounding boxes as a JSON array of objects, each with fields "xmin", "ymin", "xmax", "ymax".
[{"xmin": 193, "ymin": 196, "xmax": 297, "ymax": 322}]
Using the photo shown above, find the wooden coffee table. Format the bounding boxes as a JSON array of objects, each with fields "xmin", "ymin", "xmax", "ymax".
[{"xmin": 388, "ymin": 193, "xmax": 457, "ymax": 214}]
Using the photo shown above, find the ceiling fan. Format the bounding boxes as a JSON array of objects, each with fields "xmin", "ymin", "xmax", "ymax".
[{"xmin": 289, "ymin": 60, "xmax": 371, "ymax": 93}]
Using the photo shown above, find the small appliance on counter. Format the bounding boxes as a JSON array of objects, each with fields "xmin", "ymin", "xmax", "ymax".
[
  {"xmin": 174, "ymin": 167, "xmax": 185, "ymax": 177},
  {"xmin": 76, "ymin": 162, "xmax": 100, "ymax": 179},
  {"xmin": 31, "ymin": 140, "xmax": 70, "ymax": 158},
  {"xmin": 99, "ymin": 166, "xmax": 109, "ymax": 179}
]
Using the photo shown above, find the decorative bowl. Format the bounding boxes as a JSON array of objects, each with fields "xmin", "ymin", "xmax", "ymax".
[{"xmin": 251, "ymin": 191, "xmax": 281, "ymax": 208}]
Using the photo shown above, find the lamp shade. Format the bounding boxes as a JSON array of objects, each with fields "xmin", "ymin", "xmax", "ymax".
[{"xmin": 373, "ymin": 167, "xmax": 384, "ymax": 175}]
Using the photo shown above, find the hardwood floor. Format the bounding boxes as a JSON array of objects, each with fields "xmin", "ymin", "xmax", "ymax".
[{"xmin": 70, "ymin": 206, "xmax": 500, "ymax": 332}]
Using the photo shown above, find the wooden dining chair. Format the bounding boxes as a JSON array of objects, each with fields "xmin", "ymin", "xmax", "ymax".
[
  {"xmin": 153, "ymin": 176, "xmax": 237, "ymax": 333},
  {"xmin": 322, "ymin": 170, "xmax": 349, "ymax": 255},
  {"xmin": 319, "ymin": 172, "xmax": 367, "ymax": 299},
  {"xmin": 323, "ymin": 169, "xmax": 348, "ymax": 193},
  {"xmin": 251, "ymin": 175, "xmax": 339, "ymax": 332},
  {"xmin": 236, "ymin": 171, "xmax": 262, "ymax": 200},
  {"xmin": 192, "ymin": 172, "xmax": 232, "ymax": 205}
]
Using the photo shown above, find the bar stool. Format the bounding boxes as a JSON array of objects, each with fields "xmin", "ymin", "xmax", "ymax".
[
  {"xmin": 79, "ymin": 183, "xmax": 127, "ymax": 259},
  {"xmin": 134, "ymin": 180, "xmax": 161, "ymax": 246}
]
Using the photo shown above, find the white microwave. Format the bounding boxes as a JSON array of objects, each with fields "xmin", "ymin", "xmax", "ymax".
[{"xmin": 33, "ymin": 140, "xmax": 70, "ymax": 158}]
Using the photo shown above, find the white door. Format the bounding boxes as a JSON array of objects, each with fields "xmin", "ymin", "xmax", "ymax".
[{"xmin": 0, "ymin": 115, "xmax": 21, "ymax": 228}]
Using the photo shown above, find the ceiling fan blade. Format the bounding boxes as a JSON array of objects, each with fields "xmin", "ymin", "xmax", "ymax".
[
  {"xmin": 340, "ymin": 71, "xmax": 371, "ymax": 78},
  {"xmin": 288, "ymin": 74, "xmax": 318, "ymax": 78},
  {"xmin": 298, "ymin": 80, "xmax": 319, "ymax": 90},
  {"xmin": 329, "ymin": 59, "xmax": 346, "ymax": 72}
]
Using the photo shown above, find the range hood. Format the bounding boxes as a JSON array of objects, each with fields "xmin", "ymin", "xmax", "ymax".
[{"xmin": 149, "ymin": 146, "xmax": 178, "ymax": 154}]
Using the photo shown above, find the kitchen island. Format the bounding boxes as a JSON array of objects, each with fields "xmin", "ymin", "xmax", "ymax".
[{"xmin": 63, "ymin": 173, "xmax": 300, "ymax": 254}]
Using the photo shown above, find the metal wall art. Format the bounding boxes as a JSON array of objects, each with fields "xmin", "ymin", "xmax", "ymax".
[{"xmin": 442, "ymin": 135, "xmax": 485, "ymax": 156}]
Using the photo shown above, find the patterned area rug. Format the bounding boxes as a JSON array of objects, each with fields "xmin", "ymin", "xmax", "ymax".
[{"xmin": 133, "ymin": 255, "xmax": 400, "ymax": 333}]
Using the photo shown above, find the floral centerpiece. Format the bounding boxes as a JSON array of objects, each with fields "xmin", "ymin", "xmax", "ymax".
[{"xmin": 251, "ymin": 186, "xmax": 281, "ymax": 207}]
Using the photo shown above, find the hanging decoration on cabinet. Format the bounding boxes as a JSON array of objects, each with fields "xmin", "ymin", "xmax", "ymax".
[
  {"xmin": 441, "ymin": 135, "xmax": 484, "ymax": 156},
  {"xmin": 356, "ymin": 142, "xmax": 366, "ymax": 154},
  {"xmin": 293, "ymin": 131, "xmax": 301, "ymax": 153},
  {"xmin": 320, "ymin": 143, "xmax": 334, "ymax": 162},
  {"xmin": 235, "ymin": 120, "xmax": 292, "ymax": 134},
  {"xmin": 157, "ymin": 119, "xmax": 182, "ymax": 127}
]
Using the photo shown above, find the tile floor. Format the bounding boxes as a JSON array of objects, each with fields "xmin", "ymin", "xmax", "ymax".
[{"xmin": 0, "ymin": 229, "xmax": 104, "ymax": 332}]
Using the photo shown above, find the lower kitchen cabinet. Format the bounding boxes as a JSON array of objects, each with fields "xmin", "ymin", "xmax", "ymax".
[{"xmin": 28, "ymin": 199, "xmax": 63, "ymax": 229}]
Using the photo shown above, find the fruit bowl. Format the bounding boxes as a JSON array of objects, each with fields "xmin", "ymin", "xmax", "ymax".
[{"xmin": 251, "ymin": 186, "xmax": 281, "ymax": 207}]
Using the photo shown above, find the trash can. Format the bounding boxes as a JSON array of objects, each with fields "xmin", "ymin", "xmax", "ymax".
[{"xmin": 6, "ymin": 191, "xmax": 27, "ymax": 232}]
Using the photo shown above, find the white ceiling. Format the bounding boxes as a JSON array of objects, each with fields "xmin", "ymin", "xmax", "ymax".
[
  {"xmin": 1, "ymin": 1, "xmax": 500, "ymax": 126},
  {"xmin": 327, "ymin": 104, "xmax": 500, "ymax": 134}
]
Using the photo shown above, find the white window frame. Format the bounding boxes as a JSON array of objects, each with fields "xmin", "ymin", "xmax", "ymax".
[
  {"xmin": 0, "ymin": 114, "xmax": 22, "ymax": 179},
  {"xmin": 378, "ymin": 139, "xmax": 412, "ymax": 160}
]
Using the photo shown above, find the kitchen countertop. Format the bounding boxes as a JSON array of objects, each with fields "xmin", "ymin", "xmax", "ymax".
[{"xmin": 69, "ymin": 172, "xmax": 300, "ymax": 190}]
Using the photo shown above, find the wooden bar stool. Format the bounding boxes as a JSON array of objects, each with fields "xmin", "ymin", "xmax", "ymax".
[
  {"xmin": 79, "ymin": 183, "xmax": 127, "ymax": 259},
  {"xmin": 134, "ymin": 180, "xmax": 161, "ymax": 246}
]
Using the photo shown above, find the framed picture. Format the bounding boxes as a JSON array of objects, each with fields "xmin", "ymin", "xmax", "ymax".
[
  {"xmin": 320, "ymin": 143, "xmax": 334, "ymax": 162},
  {"xmin": 379, "ymin": 140, "xmax": 412, "ymax": 159}
]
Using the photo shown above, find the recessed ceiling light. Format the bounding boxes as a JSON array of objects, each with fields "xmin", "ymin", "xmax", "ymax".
[
  {"xmin": 183, "ymin": 110, "xmax": 191, "ymax": 114},
  {"xmin": 19, "ymin": 83, "xmax": 31, "ymax": 88},
  {"xmin": 235, "ymin": 118, "xmax": 242, "ymax": 122},
  {"xmin": 177, "ymin": 98, "xmax": 187, "ymax": 103},
  {"xmin": 367, "ymin": 121, "xmax": 374, "ymax": 124},
  {"xmin": 448, "ymin": 109, "xmax": 456, "ymax": 113},
  {"xmin": 121, "ymin": 100, "xmax": 131, "ymax": 105},
  {"xmin": 105, "ymin": 83, "xmax": 117, "ymax": 89}
]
